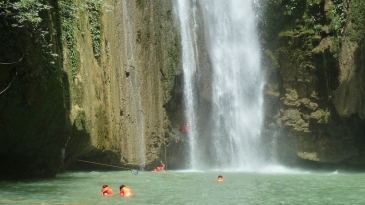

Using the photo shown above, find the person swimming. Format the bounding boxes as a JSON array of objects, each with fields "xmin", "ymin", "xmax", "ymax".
[
  {"xmin": 216, "ymin": 175, "xmax": 224, "ymax": 182},
  {"xmin": 153, "ymin": 161, "xmax": 165, "ymax": 172},
  {"xmin": 100, "ymin": 185, "xmax": 114, "ymax": 196},
  {"xmin": 119, "ymin": 185, "xmax": 133, "ymax": 197}
]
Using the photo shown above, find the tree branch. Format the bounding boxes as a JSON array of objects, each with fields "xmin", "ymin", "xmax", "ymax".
[
  {"xmin": 0, "ymin": 12, "xmax": 16, "ymax": 16},
  {"xmin": 0, "ymin": 70, "xmax": 17, "ymax": 95}
]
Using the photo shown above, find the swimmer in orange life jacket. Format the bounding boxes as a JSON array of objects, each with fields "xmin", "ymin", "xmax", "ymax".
[
  {"xmin": 100, "ymin": 185, "xmax": 114, "ymax": 196},
  {"xmin": 119, "ymin": 185, "xmax": 133, "ymax": 197},
  {"xmin": 153, "ymin": 161, "xmax": 165, "ymax": 172},
  {"xmin": 216, "ymin": 175, "xmax": 224, "ymax": 182}
]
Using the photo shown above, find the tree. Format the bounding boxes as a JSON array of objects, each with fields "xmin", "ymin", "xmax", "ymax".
[{"xmin": 0, "ymin": 0, "xmax": 53, "ymax": 94}]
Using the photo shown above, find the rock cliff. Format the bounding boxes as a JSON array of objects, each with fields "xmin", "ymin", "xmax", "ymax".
[
  {"xmin": 64, "ymin": 0, "xmax": 181, "ymax": 171},
  {"xmin": 261, "ymin": 0, "xmax": 365, "ymax": 167},
  {"xmin": 0, "ymin": 0, "xmax": 181, "ymax": 178},
  {"xmin": 2, "ymin": 0, "xmax": 365, "ymax": 179}
]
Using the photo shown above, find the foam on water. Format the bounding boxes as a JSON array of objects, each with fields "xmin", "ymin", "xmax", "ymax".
[
  {"xmin": 174, "ymin": 169, "xmax": 206, "ymax": 173},
  {"xmin": 193, "ymin": 165, "xmax": 312, "ymax": 175},
  {"xmin": 256, "ymin": 165, "xmax": 312, "ymax": 175}
]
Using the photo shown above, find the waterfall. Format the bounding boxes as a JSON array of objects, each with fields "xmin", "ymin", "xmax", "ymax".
[
  {"xmin": 176, "ymin": 0, "xmax": 200, "ymax": 169},
  {"xmin": 175, "ymin": 0, "xmax": 265, "ymax": 171}
]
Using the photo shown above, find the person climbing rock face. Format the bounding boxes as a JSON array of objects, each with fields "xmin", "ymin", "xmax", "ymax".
[
  {"xmin": 100, "ymin": 185, "xmax": 114, "ymax": 196},
  {"xmin": 182, "ymin": 123, "xmax": 189, "ymax": 133},
  {"xmin": 119, "ymin": 185, "xmax": 133, "ymax": 197},
  {"xmin": 153, "ymin": 161, "xmax": 165, "ymax": 172}
]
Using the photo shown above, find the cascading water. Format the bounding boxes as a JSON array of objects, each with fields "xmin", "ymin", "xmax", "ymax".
[
  {"xmin": 176, "ymin": 0, "xmax": 266, "ymax": 171},
  {"xmin": 175, "ymin": 0, "xmax": 200, "ymax": 170}
]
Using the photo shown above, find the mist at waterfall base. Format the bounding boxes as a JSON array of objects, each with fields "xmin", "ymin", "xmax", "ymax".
[{"xmin": 176, "ymin": 0, "xmax": 273, "ymax": 171}]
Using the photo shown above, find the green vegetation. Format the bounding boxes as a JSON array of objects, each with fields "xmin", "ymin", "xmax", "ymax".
[
  {"xmin": 85, "ymin": 0, "xmax": 113, "ymax": 61},
  {"xmin": 328, "ymin": 1, "xmax": 347, "ymax": 35},
  {"xmin": 86, "ymin": 0, "xmax": 102, "ymax": 61},
  {"xmin": 283, "ymin": 0, "xmax": 301, "ymax": 16},
  {"xmin": 0, "ymin": 0, "xmax": 111, "ymax": 178},
  {"xmin": 0, "ymin": 0, "xmax": 180, "ymax": 178},
  {"xmin": 136, "ymin": 0, "xmax": 146, "ymax": 9},
  {"xmin": 327, "ymin": 1, "xmax": 348, "ymax": 58},
  {"xmin": 58, "ymin": 0, "xmax": 112, "ymax": 75},
  {"xmin": 348, "ymin": 0, "xmax": 365, "ymax": 42},
  {"xmin": 258, "ymin": 0, "xmax": 349, "ymax": 102},
  {"xmin": 0, "ymin": 0, "xmax": 70, "ymax": 178},
  {"xmin": 58, "ymin": 0, "xmax": 79, "ymax": 80},
  {"xmin": 261, "ymin": 0, "xmax": 351, "ymax": 63},
  {"xmin": 0, "ymin": 0, "xmax": 56, "ymax": 68}
]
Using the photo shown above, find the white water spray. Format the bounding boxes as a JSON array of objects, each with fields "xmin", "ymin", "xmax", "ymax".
[
  {"xmin": 176, "ymin": 0, "xmax": 200, "ymax": 169},
  {"xmin": 176, "ymin": 0, "xmax": 266, "ymax": 171}
]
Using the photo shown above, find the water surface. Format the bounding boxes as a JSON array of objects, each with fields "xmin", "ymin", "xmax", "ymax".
[{"xmin": 1, "ymin": 170, "xmax": 365, "ymax": 204}]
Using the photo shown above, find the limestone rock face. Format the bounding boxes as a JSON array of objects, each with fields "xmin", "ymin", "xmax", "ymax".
[
  {"xmin": 0, "ymin": 0, "xmax": 182, "ymax": 178},
  {"xmin": 65, "ymin": 0, "xmax": 181, "ymax": 170},
  {"xmin": 333, "ymin": 37, "xmax": 365, "ymax": 119},
  {"xmin": 262, "ymin": 0, "xmax": 365, "ymax": 166}
]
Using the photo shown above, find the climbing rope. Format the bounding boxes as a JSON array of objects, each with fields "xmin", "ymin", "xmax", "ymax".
[{"xmin": 75, "ymin": 159, "xmax": 132, "ymax": 170}]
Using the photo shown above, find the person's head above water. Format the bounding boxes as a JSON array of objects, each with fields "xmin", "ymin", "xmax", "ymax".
[
  {"xmin": 101, "ymin": 185, "xmax": 113, "ymax": 196},
  {"xmin": 119, "ymin": 184, "xmax": 133, "ymax": 197},
  {"xmin": 216, "ymin": 175, "xmax": 224, "ymax": 182}
]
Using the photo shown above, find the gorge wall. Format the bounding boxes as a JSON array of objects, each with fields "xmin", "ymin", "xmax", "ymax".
[
  {"xmin": 262, "ymin": 0, "xmax": 365, "ymax": 168},
  {"xmin": 2, "ymin": 0, "xmax": 365, "ymax": 179},
  {"xmin": 64, "ymin": 0, "xmax": 182, "ymax": 171},
  {"xmin": 0, "ymin": 0, "xmax": 182, "ymax": 179}
]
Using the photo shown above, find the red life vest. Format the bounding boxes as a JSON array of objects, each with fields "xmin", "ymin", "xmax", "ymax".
[{"xmin": 182, "ymin": 124, "xmax": 188, "ymax": 133}]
